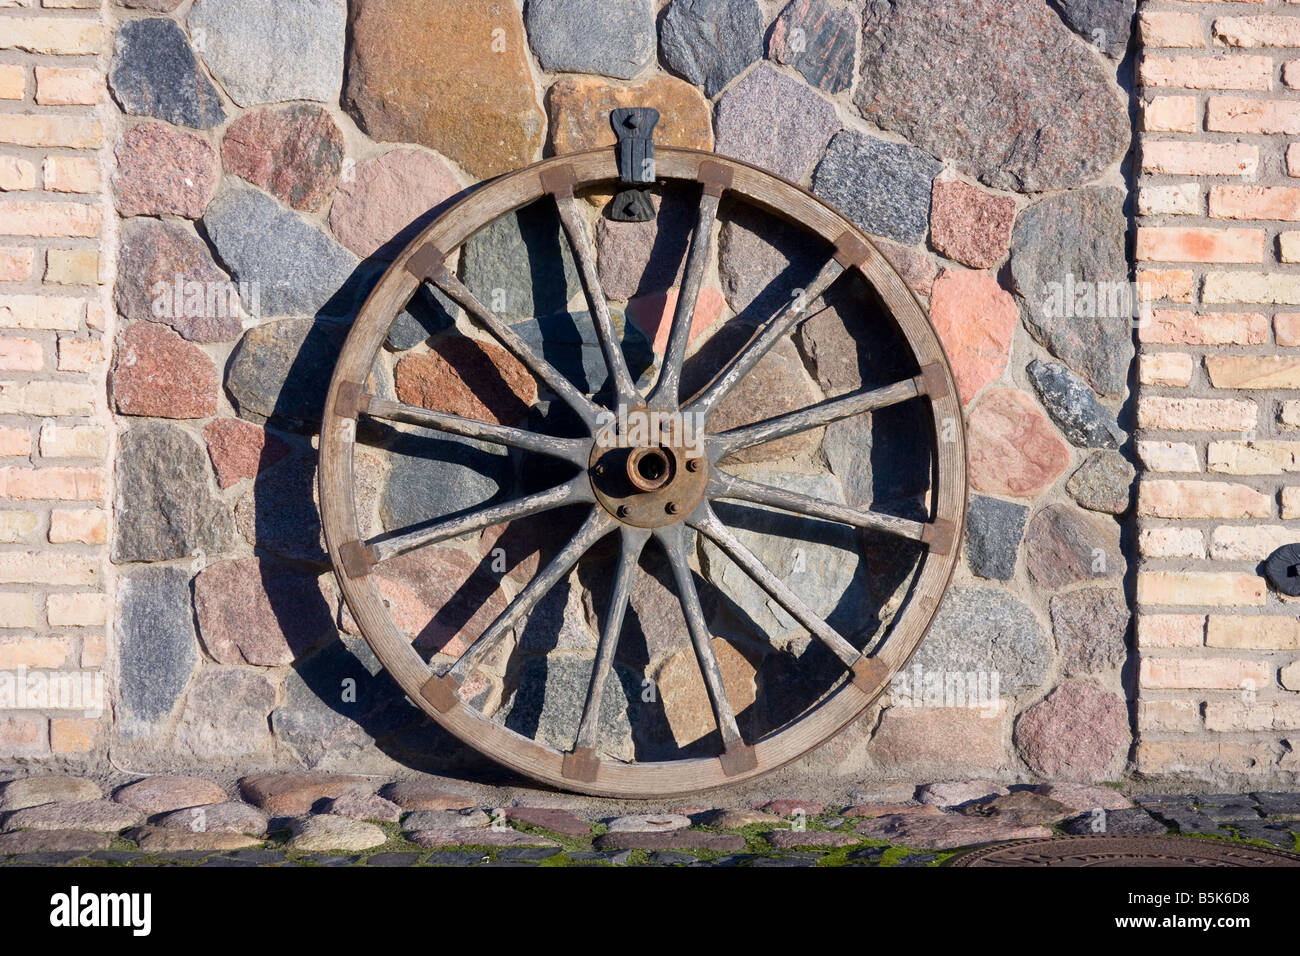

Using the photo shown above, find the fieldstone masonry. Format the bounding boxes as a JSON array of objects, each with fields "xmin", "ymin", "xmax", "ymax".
[{"xmin": 0, "ymin": 0, "xmax": 1289, "ymax": 800}]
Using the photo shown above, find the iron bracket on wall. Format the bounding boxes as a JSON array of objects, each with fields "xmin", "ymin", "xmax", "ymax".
[{"xmin": 609, "ymin": 107, "xmax": 659, "ymax": 222}]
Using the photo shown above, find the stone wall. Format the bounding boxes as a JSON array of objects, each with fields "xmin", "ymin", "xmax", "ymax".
[
  {"xmin": 0, "ymin": 0, "xmax": 114, "ymax": 763},
  {"xmin": 1135, "ymin": 0, "xmax": 1300, "ymax": 784},
  {"xmin": 0, "ymin": 0, "xmax": 1153, "ymax": 789}
]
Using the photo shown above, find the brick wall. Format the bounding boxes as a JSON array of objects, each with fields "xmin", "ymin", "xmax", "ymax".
[
  {"xmin": 1137, "ymin": 0, "xmax": 1300, "ymax": 780},
  {"xmin": 0, "ymin": 0, "xmax": 113, "ymax": 762}
]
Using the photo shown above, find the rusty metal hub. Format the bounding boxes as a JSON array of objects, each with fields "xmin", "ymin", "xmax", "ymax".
[{"xmin": 588, "ymin": 409, "xmax": 708, "ymax": 528}]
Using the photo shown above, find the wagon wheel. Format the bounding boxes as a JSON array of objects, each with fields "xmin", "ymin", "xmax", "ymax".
[{"xmin": 320, "ymin": 146, "xmax": 967, "ymax": 797}]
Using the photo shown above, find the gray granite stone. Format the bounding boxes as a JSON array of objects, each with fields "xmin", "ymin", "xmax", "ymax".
[
  {"xmin": 1067, "ymin": 451, "xmax": 1135, "ymax": 514},
  {"xmin": 812, "ymin": 130, "xmax": 942, "ymax": 244},
  {"xmin": 117, "ymin": 566, "xmax": 200, "ymax": 731},
  {"xmin": 1027, "ymin": 359, "xmax": 1125, "ymax": 448},
  {"xmin": 500, "ymin": 655, "xmax": 634, "ymax": 760},
  {"xmin": 460, "ymin": 201, "xmax": 582, "ymax": 322},
  {"xmin": 203, "ymin": 183, "xmax": 360, "ymax": 319},
  {"xmin": 964, "ymin": 496, "xmax": 1028, "ymax": 581},
  {"xmin": 225, "ymin": 317, "xmax": 349, "ymax": 431},
  {"xmin": 109, "ymin": 17, "xmax": 225, "ymax": 129},
  {"xmin": 175, "ymin": 668, "xmax": 276, "ymax": 760},
  {"xmin": 1011, "ymin": 189, "xmax": 1131, "ymax": 396},
  {"xmin": 660, "ymin": 0, "xmax": 764, "ymax": 97},
  {"xmin": 525, "ymin": 0, "xmax": 655, "ymax": 80},
  {"xmin": 768, "ymin": 0, "xmax": 858, "ymax": 94},
  {"xmin": 113, "ymin": 423, "xmax": 234, "ymax": 563},
  {"xmin": 909, "ymin": 586, "xmax": 1050, "ymax": 694},
  {"xmin": 380, "ymin": 430, "xmax": 513, "ymax": 534},
  {"xmin": 1050, "ymin": 587, "xmax": 1129, "ymax": 676},
  {"xmin": 188, "ymin": 0, "xmax": 345, "ymax": 107},
  {"xmin": 1051, "ymin": 0, "xmax": 1136, "ymax": 59}
]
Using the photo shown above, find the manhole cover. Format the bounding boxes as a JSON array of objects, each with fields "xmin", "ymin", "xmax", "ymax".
[{"xmin": 947, "ymin": 835, "xmax": 1300, "ymax": 867}]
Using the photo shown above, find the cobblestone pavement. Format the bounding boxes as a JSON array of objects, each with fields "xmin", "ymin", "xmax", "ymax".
[{"xmin": 1, "ymin": 775, "xmax": 1298, "ymax": 867}]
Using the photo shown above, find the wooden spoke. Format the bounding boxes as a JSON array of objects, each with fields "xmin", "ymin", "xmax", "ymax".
[
  {"xmin": 364, "ymin": 395, "xmax": 590, "ymax": 466},
  {"xmin": 710, "ymin": 470, "xmax": 927, "ymax": 543},
  {"xmin": 658, "ymin": 524, "xmax": 745, "ymax": 748},
  {"xmin": 369, "ymin": 475, "xmax": 592, "ymax": 564},
  {"xmin": 709, "ymin": 377, "xmax": 920, "ymax": 458},
  {"xmin": 445, "ymin": 507, "xmax": 616, "ymax": 682},
  {"xmin": 571, "ymin": 526, "xmax": 649, "ymax": 754},
  {"xmin": 647, "ymin": 189, "xmax": 721, "ymax": 410},
  {"xmin": 687, "ymin": 256, "xmax": 844, "ymax": 421},
  {"xmin": 553, "ymin": 193, "xmax": 642, "ymax": 409},
  {"xmin": 690, "ymin": 507, "xmax": 861, "ymax": 668},
  {"xmin": 415, "ymin": 251, "xmax": 600, "ymax": 426}
]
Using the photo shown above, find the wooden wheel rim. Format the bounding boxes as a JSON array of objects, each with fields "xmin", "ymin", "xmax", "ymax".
[{"xmin": 319, "ymin": 147, "xmax": 968, "ymax": 797}]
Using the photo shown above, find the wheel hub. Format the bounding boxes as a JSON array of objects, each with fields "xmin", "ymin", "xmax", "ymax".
[{"xmin": 589, "ymin": 408, "xmax": 708, "ymax": 527}]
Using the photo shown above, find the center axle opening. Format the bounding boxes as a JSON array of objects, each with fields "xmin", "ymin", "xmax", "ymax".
[{"xmin": 626, "ymin": 446, "xmax": 672, "ymax": 491}]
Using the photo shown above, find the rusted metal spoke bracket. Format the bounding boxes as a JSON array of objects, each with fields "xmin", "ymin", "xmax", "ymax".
[{"xmin": 610, "ymin": 107, "xmax": 659, "ymax": 222}]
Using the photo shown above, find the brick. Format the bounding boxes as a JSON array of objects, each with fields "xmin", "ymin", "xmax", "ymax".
[
  {"xmin": 0, "ymin": 114, "xmax": 101, "ymax": 149},
  {"xmin": 0, "ymin": 509, "xmax": 37, "ymax": 542},
  {"xmin": 80, "ymin": 632, "xmax": 103, "ymax": 668},
  {"xmin": 0, "ymin": 294, "xmax": 83, "ymax": 330},
  {"xmin": 1138, "ymin": 614, "xmax": 1205, "ymax": 649},
  {"xmin": 1139, "ymin": 526, "xmax": 1206, "ymax": 558},
  {"xmin": 44, "ymin": 248, "xmax": 98, "ymax": 286},
  {"xmin": 1140, "ymin": 11, "xmax": 1206, "ymax": 48},
  {"xmin": 1136, "ymin": 269, "xmax": 1196, "ymax": 303},
  {"xmin": 46, "ymin": 592, "xmax": 106, "ymax": 627},
  {"xmin": 0, "ymin": 156, "xmax": 35, "ymax": 191},
  {"xmin": 1204, "ymin": 271, "xmax": 1300, "ymax": 304},
  {"xmin": 49, "ymin": 507, "xmax": 105, "ymax": 544},
  {"xmin": 1139, "ymin": 310, "xmax": 1266, "ymax": 345},
  {"xmin": 1139, "ymin": 700, "xmax": 1202, "ymax": 734},
  {"xmin": 33, "ymin": 66, "xmax": 102, "ymax": 105},
  {"xmin": 1135, "ymin": 226, "xmax": 1265, "ymax": 263},
  {"xmin": 1206, "ymin": 96, "xmax": 1300, "ymax": 133},
  {"xmin": 1143, "ymin": 95, "xmax": 1199, "ymax": 132},
  {"xmin": 1282, "ymin": 232, "xmax": 1300, "ymax": 263},
  {"xmin": 1205, "ymin": 700, "xmax": 1300, "ymax": 732},
  {"xmin": 0, "ymin": 64, "xmax": 24, "ymax": 100},
  {"xmin": 0, "ymin": 381, "xmax": 95, "ymax": 416},
  {"xmin": 0, "ymin": 551, "xmax": 98, "ymax": 586},
  {"xmin": 50, "ymin": 718, "xmax": 96, "ymax": 755},
  {"xmin": 1141, "ymin": 656, "xmax": 1270, "ymax": 689},
  {"xmin": 0, "ymin": 634, "xmax": 71, "ymax": 669},
  {"xmin": 1215, "ymin": 15, "xmax": 1300, "ymax": 48},
  {"xmin": 1139, "ymin": 55, "xmax": 1273, "ymax": 91},
  {"xmin": 1289, "ymin": 143, "xmax": 1300, "ymax": 176},
  {"xmin": 1284, "ymin": 486, "xmax": 1300, "ymax": 518},
  {"xmin": 1137, "ymin": 440, "xmax": 1201, "ymax": 472},
  {"xmin": 0, "ymin": 466, "xmax": 101, "ymax": 500},
  {"xmin": 0, "ymin": 592, "xmax": 37, "ymax": 628},
  {"xmin": 1138, "ymin": 183, "xmax": 1202, "ymax": 215},
  {"xmin": 1142, "ymin": 141, "xmax": 1258, "ymax": 176},
  {"xmin": 0, "ymin": 338, "xmax": 41, "ymax": 371},
  {"xmin": 0, "ymin": 247, "xmax": 34, "ymax": 281},
  {"xmin": 1138, "ymin": 479, "xmax": 1271, "ymax": 518},
  {"xmin": 1139, "ymin": 352, "xmax": 1196, "ymax": 386},
  {"xmin": 1283, "ymin": 661, "xmax": 1300, "ymax": 692},
  {"xmin": 0, "ymin": 716, "xmax": 48, "ymax": 759},
  {"xmin": 1208, "ymin": 440, "xmax": 1300, "ymax": 474},
  {"xmin": 0, "ymin": 18, "xmax": 102, "ymax": 55},
  {"xmin": 1206, "ymin": 354, "xmax": 1300, "ymax": 388},
  {"xmin": 1281, "ymin": 400, "xmax": 1300, "ymax": 427},
  {"xmin": 1137, "ymin": 571, "xmax": 1267, "ymax": 607},
  {"xmin": 0, "ymin": 200, "xmax": 100, "ymax": 238},
  {"xmin": 1137, "ymin": 396, "xmax": 1257, "ymax": 432},
  {"xmin": 1207, "ymin": 613, "xmax": 1300, "ymax": 649},
  {"xmin": 56, "ymin": 335, "xmax": 104, "ymax": 371},
  {"xmin": 1139, "ymin": 741, "xmax": 1274, "ymax": 776},
  {"xmin": 43, "ymin": 156, "xmax": 98, "ymax": 194},
  {"xmin": 39, "ymin": 424, "xmax": 105, "ymax": 458},
  {"xmin": 0, "ymin": 426, "xmax": 30, "ymax": 457},
  {"xmin": 1210, "ymin": 524, "xmax": 1295, "ymax": 562},
  {"xmin": 1210, "ymin": 185, "xmax": 1300, "ymax": 221}
]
